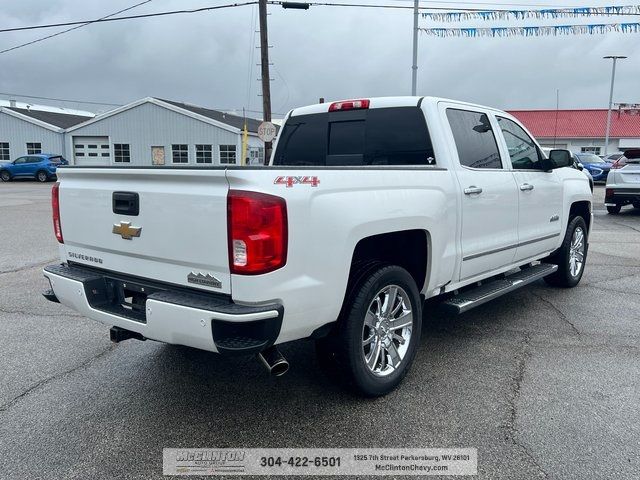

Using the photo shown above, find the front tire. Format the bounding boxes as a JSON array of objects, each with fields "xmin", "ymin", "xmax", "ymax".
[
  {"xmin": 544, "ymin": 216, "xmax": 588, "ymax": 288},
  {"xmin": 0, "ymin": 170, "xmax": 10, "ymax": 182},
  {"xmin": 36, "ymin": 170, "xmax": 49, "ymax": 182},
  {"xmin": 607, "ymin": 205, "xmax": 621, "ymax": 214},
  {"xmin": 316, "ymin": 265, "xmax": 422, "ymax": 397}
]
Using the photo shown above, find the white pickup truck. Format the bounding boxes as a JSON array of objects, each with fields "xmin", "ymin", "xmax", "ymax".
[{"xmin": 43, "ymin": 96, "xmax": 592, "ymax": 396}]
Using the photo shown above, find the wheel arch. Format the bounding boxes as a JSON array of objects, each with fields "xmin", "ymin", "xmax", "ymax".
[
  {"xmin": 569, "ymin": 200, "xmax": 591, "ymax": 234},
  {"xmin": 347, "ymin": 229, "xmax": 430, "ymax": 294}
]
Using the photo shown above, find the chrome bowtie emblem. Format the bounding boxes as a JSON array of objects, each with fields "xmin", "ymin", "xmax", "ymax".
[{"xmin": 112, "ymin": 221, "xmax": 142, "ymax": 240}]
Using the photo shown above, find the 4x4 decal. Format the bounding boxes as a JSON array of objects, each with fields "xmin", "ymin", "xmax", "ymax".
[{"xmin": 274, "ymin": 176, "xmax": 320, "ymax": 188}]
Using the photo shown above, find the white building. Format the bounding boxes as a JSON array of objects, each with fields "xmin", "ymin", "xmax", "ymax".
[
  {"xmin": 509, "ymin": 108, "xmax": 640, "ymax": 155},
  {"xmin": 65, "ymin": 97, "xmax": 268, "ymax": 166},
  {"xmin": 0, "ymin": 104, "xmax": 92, "ymax": 161}
]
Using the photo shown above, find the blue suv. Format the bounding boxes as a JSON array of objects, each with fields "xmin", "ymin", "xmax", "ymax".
[
  {"xmin": 574, "ymin": 152, "xmax": 612, "ymax": 182},
  {"xmin": 0, "ymin": 154, "xmax": 68, "ymax": 182}
]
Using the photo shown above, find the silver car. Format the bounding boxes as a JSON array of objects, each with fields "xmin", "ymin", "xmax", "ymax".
[{"xmin": 605, "ymin": 149, "xmax": 640, "ymax": 214}]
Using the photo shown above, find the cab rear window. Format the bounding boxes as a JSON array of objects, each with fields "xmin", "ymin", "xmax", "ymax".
[{"xmin": 273, "ymin": 107, "xmax": 435, "ymax": 166}]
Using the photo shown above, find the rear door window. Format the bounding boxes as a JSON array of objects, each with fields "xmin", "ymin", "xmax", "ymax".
[
  {"xmin": 446, "ymin": 109, "xmax": 502, "ymax": 169},
  {"xmin": 273, "ymin": 106, "xmax": 435, "ymax": 166}
]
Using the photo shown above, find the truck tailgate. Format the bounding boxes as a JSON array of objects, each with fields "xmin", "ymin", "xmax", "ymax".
[{"xmin": 57, "ymin": 168, "xmax": 231, "ymax": 294}]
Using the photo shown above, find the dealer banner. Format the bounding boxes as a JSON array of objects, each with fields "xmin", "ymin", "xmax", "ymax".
[{"xmin": 163, "ymin": 448, "xmax": 477, "ymax": 476}]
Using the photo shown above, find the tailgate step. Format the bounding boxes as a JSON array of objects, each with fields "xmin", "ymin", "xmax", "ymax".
[{"xmin": 441, "ymin": 263, "xmax": 558, "ymax": 314}]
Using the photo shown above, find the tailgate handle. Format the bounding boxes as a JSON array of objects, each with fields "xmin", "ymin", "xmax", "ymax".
[{"xmin": 112, "ymin": 192, "xmax": 139, "ymax": 216}]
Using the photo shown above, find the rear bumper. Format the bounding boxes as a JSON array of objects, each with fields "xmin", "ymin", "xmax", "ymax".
[
  {"xmin": 604, "ymin": 187, "xmax": 640, "ymax": 206},
  {"xmin": 43, "ymin": 263, "xmax": 283, "ymax": 355}
]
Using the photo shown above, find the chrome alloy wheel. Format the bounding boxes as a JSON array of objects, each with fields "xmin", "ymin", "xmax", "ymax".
[
  {"xmin": 362, "ymin": 285, "xmax": 413, "ymax": 377},
  {"xmin": 569, "ymin": 226, "xmax": 585, "ymax": 278}
]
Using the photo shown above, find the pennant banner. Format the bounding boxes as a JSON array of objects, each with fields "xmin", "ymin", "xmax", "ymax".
[
  {"xmin": 422, "ymin": 5, "xmax": 640, "ymax": 22},
  {"xmin": 420, "ymin": 22, "xmax": 640, "ymax": 37}
]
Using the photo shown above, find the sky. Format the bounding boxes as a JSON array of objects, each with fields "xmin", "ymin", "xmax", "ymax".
[{"xmin": 0, "ymin": 0, "xmax": 638, "ymax": 118}]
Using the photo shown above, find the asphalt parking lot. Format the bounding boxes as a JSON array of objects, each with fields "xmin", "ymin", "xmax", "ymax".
[{"xmin": 1, "ymin": 181, "xmax": 638, "ymax": 479}]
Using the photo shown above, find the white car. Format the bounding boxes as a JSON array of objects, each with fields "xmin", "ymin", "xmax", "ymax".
[
  {"xmin": 43, "ymin": 96, "xmax": 592, "ymax": 396},
  {"xmin": 605, "ymin": 149, "xmax": 640, "ymax": 214}
]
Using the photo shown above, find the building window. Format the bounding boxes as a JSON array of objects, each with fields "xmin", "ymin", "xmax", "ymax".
[
  {"xmin": 248, "ymin": 147, "xmax": 265, "ymax": 165},
  {"xmin": 172, "ymin": 144, "xmax": 188, "ymax": 163},
  {"xmin": 26, "ymin": 143, "xmax": 41, "ymax": 154},
  {"xmin": 581, "ymin": 146, "xmax": 602, "ymax": 155},
  {"xmin": 219, "ymin": 145, "xmax": 237, "ymax": 165},
  {"xmin": 0, "ymin": 143, "xmax": 9, "ymax": 161},
  {"xmin": 114, "ymin": 144, "xmax": 130, "ymax": 163},
  {"xmin": 196, "ymin": 144, "xmax": 213, "ymax": 164}
]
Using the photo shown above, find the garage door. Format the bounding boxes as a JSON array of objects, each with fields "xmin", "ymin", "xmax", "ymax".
[{"xmin": 73, "ymin": 136, "xmax": 110, "ymax": 165}]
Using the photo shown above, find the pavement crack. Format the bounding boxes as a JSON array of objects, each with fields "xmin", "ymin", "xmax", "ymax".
[
  {"xmin": 0, "ymin": 307, "xmax": 84, "ymax": 318},
  {"xmin": 0, "ymin": 343, "xmax": 116, "ymax": 414},
  {"xmin": 531, "ymin": 291, "xmax": 580, "ymax": 335},
  {"xmin": 0, "ymin": 258, "xmax": 57, "ymax": 275},
  {"xmin": 584, "ymin": 271, "xmax": 640, "ymax": 287},
  {"xmin": 612, "ymin": 221, "xmax": 640, "ymax": 234},
  {"xmin": 503, "ymin": 333, "xmax": 549, "ymax": 479},
  {"xmin": 582, "ymin": 284, "xmax": 640, "ymax": 298}
]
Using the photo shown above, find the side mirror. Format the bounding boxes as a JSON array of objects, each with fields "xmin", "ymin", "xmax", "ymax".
[
  {"xmin": 547, "ymin": 149, "xmax": 572, "ymax": 169},
  {"xmin": 577, "ymin": 162, "xmax": 584, "ymax": 171}
]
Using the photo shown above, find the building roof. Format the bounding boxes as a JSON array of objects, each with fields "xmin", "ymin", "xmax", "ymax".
[
  {"xmin": 508, "ymin": 109, "xmax": 640, "ymax": 139},
  {"xmin": 6, "ymin": 107, "xmax": 93, "ymax": 129},
  {"xmin": 157, "ymin": 98, "xmax": 267, "ymax": 134},
  {"xmin": 67, "ymin": 97, "xmax": 275, "ymax": 135}
]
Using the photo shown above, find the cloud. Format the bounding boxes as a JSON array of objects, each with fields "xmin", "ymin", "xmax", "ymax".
[{"xmin": 0, "ymin": 0, "xmax": 637, "ymax": 117}]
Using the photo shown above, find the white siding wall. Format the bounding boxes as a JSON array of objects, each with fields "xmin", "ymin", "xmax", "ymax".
[
  {"xmin": 65, "ymin": 102, "xmax": 243, "ymax": 166},
  {"xmin": 538, "ymin": 137, "xmax": 629, "ymax": 154},
  {"xmin": 0, "ymin": 111, "xmax": 65, "ymax": 159}
]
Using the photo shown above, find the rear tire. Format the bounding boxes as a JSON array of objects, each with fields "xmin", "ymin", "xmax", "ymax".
[
  {"xmin": 607, "ymin": 205, "xmax": 621, "ymax": 214},
  {"xmin": 36, "ymin": 170, "xmax": 49, "ymax": 182},
  {"xmin": 316, "ymin": 265, "xmax": 422, "ymax": 397},
  {"xmin": 544, "ymin": 216, "xmax": 588, "ymax": 288},
  {"xmin": 0, "ymin": 170, "xmax": 10, "ymax": 182}
]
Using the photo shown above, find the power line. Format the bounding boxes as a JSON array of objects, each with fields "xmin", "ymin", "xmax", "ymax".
[
  {"xmin": 1, "ymin": 1, "xmax": 638, "ymax": 34},
  {"xmin": 0, "ymin": 0, "xmax": 640, "ymax": 33},
  {"xmin": 382, "ymin": 0, "xmax": 587, "ymax": 7},
  {"xmin": 0, "ymin": 91, "xmax": 286, "ymax": 116},
  {"xmin": 299, "ymin": 1, "xmax": 640, "ymax": 15},
  {"xmin": 0, "ymin": 2, "xmax": 259, "ymax": 34},
  {"xmin": 0, "ymin": 1, "xmax": 152, "ymax": 55},
  {"xmin": 0, "ymin": 92, "xmax": 123, "ymax": 107}
]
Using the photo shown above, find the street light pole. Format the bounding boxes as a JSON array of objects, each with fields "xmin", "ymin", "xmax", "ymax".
[
  {"xmin": 603, "ymin": 55, "xmax": 627, "ymax": 156},
  {"xmin": 411, "ymin": 0, "xmax": 419, "ymax": 95}
]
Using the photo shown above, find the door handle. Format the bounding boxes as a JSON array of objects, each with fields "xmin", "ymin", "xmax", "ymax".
[
  {"xmin": 464, "ymin": 186, "xmax": 483, "ymax": 195},
  {"xmin": 520, "ymin": 183, "xmax": 534, "ymax": 191}
]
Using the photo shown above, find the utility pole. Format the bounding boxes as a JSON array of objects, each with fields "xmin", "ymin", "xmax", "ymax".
[
  {"xmin": 411, "ymin": 0, "xmax": 419, "ymax": 95},
  {"xmin": 603, "ymin": 55, "xmax": 627, "ymax": 156},
  {"xmin": 258, "ymin": 0, "xmax": 273, "ymax": 160}
]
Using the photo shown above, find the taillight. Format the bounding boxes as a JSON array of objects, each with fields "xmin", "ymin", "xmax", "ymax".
[
  {"xmin": 52, "ymin": 182, "xmax": 63, "ymax": 243},
  {"xmin": 227, "ymin": 190, "xmax": 287, "ymax": 275},
  {"xmin": 611, "ymin": 158, "xmax": 626, "ymax": 169},
  {"xmin": 328, "ymin": 99, "xmax": 370, "ymax": 112}
]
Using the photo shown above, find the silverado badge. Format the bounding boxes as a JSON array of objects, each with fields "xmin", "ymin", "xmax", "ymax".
[
  {"xmin": 188, "ymin": 272, "xmax": 222, "ymax": 289},
  {"xmin": 112, "ymin": 221, "xmax": 142, "ymax": 240}
]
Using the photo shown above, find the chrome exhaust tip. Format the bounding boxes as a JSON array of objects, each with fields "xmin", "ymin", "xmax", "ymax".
[{"xmin": 258, "ymin": 346, "xmax": 289, "ymax": 376}]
